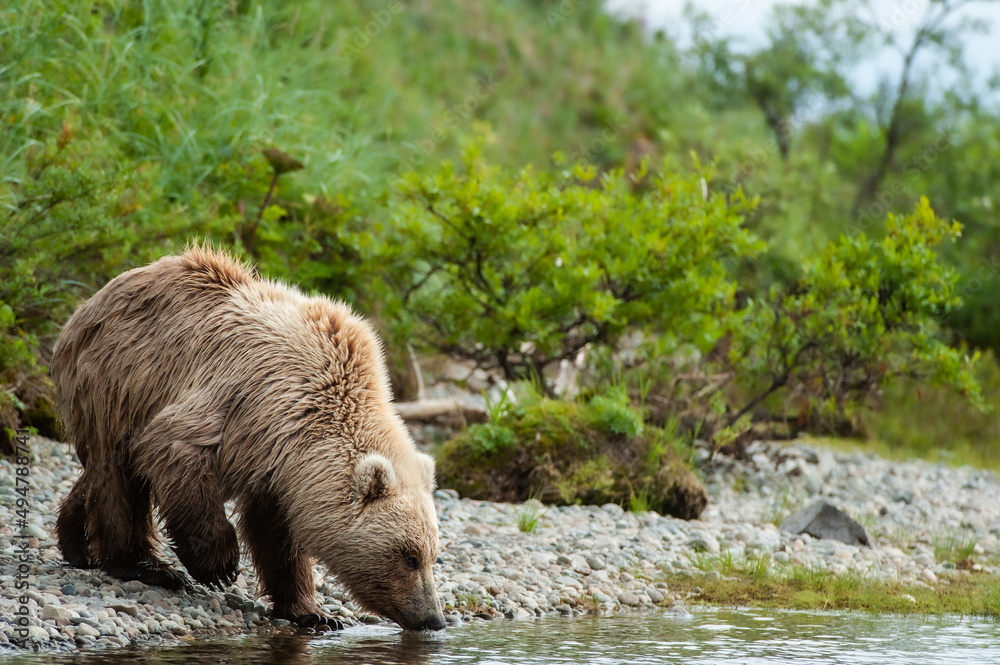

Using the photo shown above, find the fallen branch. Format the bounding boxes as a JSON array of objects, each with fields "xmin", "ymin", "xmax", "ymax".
[{"xmin": 393, "ymin": 399, "xmax": 487, "ymax": 423}]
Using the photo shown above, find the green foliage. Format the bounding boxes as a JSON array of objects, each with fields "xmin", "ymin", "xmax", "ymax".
[
  {"xmin": 388, "ymin": 142, "xmax": 761, "ymax": 389},
  {"xmin": 628, "ymin": 489, "xmax": 651, "ymax": 514},
  {"xmin": 731, "ymin": 198, "xmax": 982, "ymax": 432},
  {"xmin": 0, "ymin": 138, "xmax": 199, "ymax": 441},
  {"xmin": 464, "ymin": 423, "xmax": 518, "ymax": 456},
  {"xmin": 436, "ymin": 388, "xmax": 709, "ymax": 519},
  {"xmin": 2, "ymin": 0, "xmax": 998, "ymax": 471},
  {"xmin": 933, "ymin": 533, "xmax": 978, "ymax": 565},
  {"xmin": 587, "ymin": 386, "xmax": 644, "ymax": 439}
]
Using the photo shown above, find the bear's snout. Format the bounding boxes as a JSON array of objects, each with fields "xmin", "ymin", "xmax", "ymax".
[
  {"xmin": 418, "ymin": 612, "xmax": 446, "ymax": 631},
  {"xmin": 391, "ymin": 573, "xmax": 446, "ymax": 631}
]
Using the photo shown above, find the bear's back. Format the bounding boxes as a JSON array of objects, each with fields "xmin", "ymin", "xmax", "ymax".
[{"xmin": 52, "ymin": 246, "xmax": 391, "ymax": 459}]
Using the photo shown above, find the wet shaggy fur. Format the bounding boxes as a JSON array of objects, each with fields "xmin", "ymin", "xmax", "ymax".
[{"xmin": 51, "ymin": 246, "xmax": 444, "ymax": 630}]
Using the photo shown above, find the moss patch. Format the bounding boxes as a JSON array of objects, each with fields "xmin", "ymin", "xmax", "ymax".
[{"xmin": 436, "ymin": 396, "xmax": 708, "ymax": 519}]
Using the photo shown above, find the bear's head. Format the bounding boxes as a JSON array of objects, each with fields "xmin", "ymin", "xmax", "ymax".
[{"xmin": 328, "ymin": 451, "xmax": 445, "ymax": 631}]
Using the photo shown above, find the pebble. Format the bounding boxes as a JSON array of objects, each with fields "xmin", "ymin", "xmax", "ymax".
[{"xmin": 3, "ymin": 435, "xmax": 999, "ymax": 652}]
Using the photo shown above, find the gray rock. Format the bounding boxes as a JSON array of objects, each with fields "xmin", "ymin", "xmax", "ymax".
[
  {"xmin": 224, "ymin": 592, "xmax": 246, "ymax": 608},
  {"xmin": 21, "ymin": 524, "xmax": 47, "ymax": 539},
  {"xmin": 75, "ymin": 624, "xmax": 100, "ymax": 638},
  {"xmin": 617, "ymin": 591, "xmax": 641, "ymax": 606},
  {"xmin": 780, "ymin": 501, "xmax": 872, "ymax": 547},
  {"xmin": 585, "ymin": 555, "xmax": 606, "ymax": 571},
  {"xmin": 26, "ymin": 625, "xmax": 49, "ymax": 641},
  {"xmin": 602, "ymin": 503, "xmax": 624, "ymax": 518},
  {"xmin": 688, "ymin": 531, "xmax": 720, "ymax": 554},
  {"xmin": 42, "ymin": 605, "xmax": 71, "ymax": 621},
  {"xmin": 140, "ymin": 589, "xmax": 163, "ymax": 603},
  {"xmin": 109, "ymin": 603, "xmax": 139, "ymax": 618}
]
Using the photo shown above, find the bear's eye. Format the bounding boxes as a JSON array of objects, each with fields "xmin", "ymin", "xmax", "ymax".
[{"xmin": 404, "ymin": 555, "xmax": 419, "ymax": 570}]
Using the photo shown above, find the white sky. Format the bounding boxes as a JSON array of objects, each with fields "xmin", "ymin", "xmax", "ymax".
[{"xmin": 606, "ymin": 0, "xmax": 1000, "ymax": 97}]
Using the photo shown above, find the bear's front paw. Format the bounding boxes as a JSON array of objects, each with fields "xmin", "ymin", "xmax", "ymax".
[{"xmin": 292, "ymin": 613, "xmax": 344, "ymax": 631}]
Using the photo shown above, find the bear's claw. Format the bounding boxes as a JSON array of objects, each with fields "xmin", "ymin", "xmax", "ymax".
[
  {"xmin": 180, "ymin": 525, "xmax": 241, "ymax": 590},
  {"xmin": 113, "ymin": 562, "xmax": 188, "ymax": 590},
  {"xmin": 292, "ymin": 613, "xmax": 344, "ymax": 631}
]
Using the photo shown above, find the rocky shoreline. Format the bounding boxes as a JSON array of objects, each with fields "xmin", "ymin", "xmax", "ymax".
[{"xmin": 2, "ymin": 436, "xmax": 999, "ymax": 652}]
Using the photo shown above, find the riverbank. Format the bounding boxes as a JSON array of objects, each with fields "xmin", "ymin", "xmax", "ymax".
[{"xmin": 1, "ymin": 436, "xmax": 998, "ymax": 652}]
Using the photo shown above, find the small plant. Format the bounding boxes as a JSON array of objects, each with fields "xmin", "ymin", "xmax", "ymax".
[
  {"xmin": 743, "ymin": 552, "xmax": 773, "ymax": 582},
  {"xmin": 454, "ymin": 593, "xmax": 489, "ymax": 614},
  {"xmin": 578, "ymin": 594, "xmax": 602, "ymax": 613},
  {"xmin": 436, "ymin": 396, "xmax": 709, "ymax": 519},
  {"xmin": 934, "ymin": 533, "xmax": 978, "ymax": 564},
  {"xmin": 465, "ymin": 423, "xmax": 518, "ymax": 455},
  {"xmin": 762, "ymin": 485, "xmax": 796, "ymax": 526},
  {"xmin": 484, "ymin": 385, "xmax": 515, "ymax": 425},
  {"xmin": 588, "ymin": 386, "xmax": 644, "ymax": 439},
  {"xmin": 515, "ymin": 498, "xmax": 546, "ymax": 533},
  {"xmin": 628, "ymin": 488, "xmax": 651, "ymax": 514}
]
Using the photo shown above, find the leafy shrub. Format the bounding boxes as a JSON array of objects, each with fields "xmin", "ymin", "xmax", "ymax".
[
  {"xmin": 730, "ymin": 197, "xmax": 982, "ymax": 434},
  {"xmin": 436, "ymin": 390, "xmax": 708, "ymax": 519},
  {"xmin": 386, "ymin": 142, "xmax": 762, "ymax": 392}
]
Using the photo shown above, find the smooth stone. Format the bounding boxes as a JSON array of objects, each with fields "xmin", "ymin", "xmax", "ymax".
[
  {"xmin": 617, "ymin": 591, "xmax": 641, "ymax": 606},
  {"xmin": 21, "ymin": 524, "xmax": 47, "ymax": 539},
  {"xmin": 688, "ymin": 531, "xmax": 720, "ymax": 554},
  {"xmin": 780, "ymin": 501, "xmax": 872, "ymax": 547},
  {"xmin": 75, "ymin": 624, "xmax": 100, "ymax": 638},
  {"xmin": 42, "ymin": 605, "xmax": 71, "ymax": 621},
  {"xmin": 27, "ymin": 626, "xmax": 49, "ymax": 640}
]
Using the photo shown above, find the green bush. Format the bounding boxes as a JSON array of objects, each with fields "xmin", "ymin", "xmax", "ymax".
[
  {"xmin": 436, "ymin": 389, "xmax": 708, "ymax": 519},
  {"xmin": 731, "ymin": 197, "xmax": 982, "ymax": 434},
  {"xmin": 386, "ymin": 142, "xmax": 762, "ymax": 391}
]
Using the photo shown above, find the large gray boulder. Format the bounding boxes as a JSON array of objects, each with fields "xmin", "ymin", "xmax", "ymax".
[{"xmin": 780, "ymin": 501, "xmax": 872, "ymax": 547}]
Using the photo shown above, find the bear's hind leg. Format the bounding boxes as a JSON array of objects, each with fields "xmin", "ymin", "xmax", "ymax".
[
  {"xmin": 83, "ymin": 451, "xmax": 185, "ymax": 589},
  {"xmin": 56, "ymin": 471, "xmax": 93, "ymax": 569},
  {"xmin": 237, "ymin": 492, "xmax": 342, "ymax": 630}
]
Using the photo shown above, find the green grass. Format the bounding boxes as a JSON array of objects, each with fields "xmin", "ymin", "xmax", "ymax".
[
  {"xmin": 514, "ymin": 499, "xmax": 545, "ymax": 534},
  {"xmin": 628, "ymin": 489, "xmax": 651, "ymax": 514},
  {"xmin": 934, "ymin": 534, "xmax": 979, "ymax": 564},
  {"xmin": 665, "ymin": 557, "xmax": 1000, "ymax": 617},
  {"xmin": 761, "ymin": 485, "xmax": 797, "ymax": 527}
]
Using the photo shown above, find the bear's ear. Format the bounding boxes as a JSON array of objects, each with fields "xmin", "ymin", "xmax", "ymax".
[
  {"xmin": 416, "ymin": 451, "xmax": 437, "ymax": 493},
  {"xmin": 353, "ymin": 454, "xmax": 398, "ymax": 504}
]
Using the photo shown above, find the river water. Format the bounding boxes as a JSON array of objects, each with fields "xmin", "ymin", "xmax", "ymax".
[{"xmin": 3, "ymin": 608, "xmax": 999, "ymax": 664}]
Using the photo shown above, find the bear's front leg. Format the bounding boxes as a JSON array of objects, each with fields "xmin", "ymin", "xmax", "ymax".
[
  {"xmin": 237, "ymin": 492, "xmax": 343, "ymax": 630},
  {"xmin": 135, "ymin": 409, "xmax": 240, "ymax": 589}
]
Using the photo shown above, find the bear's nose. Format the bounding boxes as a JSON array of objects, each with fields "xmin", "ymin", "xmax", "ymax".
[{"xmin": 420, "ymin": 613, "xmax": 446, "ymax": 631}]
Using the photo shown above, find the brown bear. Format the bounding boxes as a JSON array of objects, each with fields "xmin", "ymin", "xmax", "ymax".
[{"xmin": 50, "ymin": 245, "xmax": 445, "ymax": 631}]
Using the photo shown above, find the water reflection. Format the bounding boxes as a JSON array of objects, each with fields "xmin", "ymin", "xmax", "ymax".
[{"xmin": 3, "ymin": 609, "xmax": 999, "ymax": 665}]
